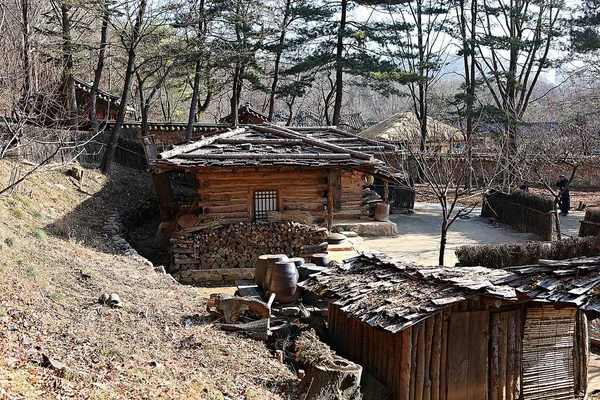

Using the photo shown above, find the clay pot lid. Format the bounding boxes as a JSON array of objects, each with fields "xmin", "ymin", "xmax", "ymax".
[{"xmin": 327, "ymin": 233, "xmax": 347, "ymax": 244}]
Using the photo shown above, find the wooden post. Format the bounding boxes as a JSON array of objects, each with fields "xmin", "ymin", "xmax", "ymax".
[
  {"xmin": 400, "ymin": 328, "xmax": 412, "ymax": 400},
  {"xmin": 327, "ymin": 170, "xmax": 334, "ymax": 232},
  {"xmin": 431, "ymin": 313, "xmax": 442, "ymax": 400},
  {"xmin": 384, "ymin": 181, "xmax": 389, "ymax": 203},
  {"xmin": 152, "ymin": 172, "xmax": 176, "ymax": 221}
]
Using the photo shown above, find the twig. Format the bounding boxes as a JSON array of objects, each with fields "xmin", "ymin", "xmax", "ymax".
[{"xmin": 0, "ymin": 145, "xmax": 62, "ymax": 197}]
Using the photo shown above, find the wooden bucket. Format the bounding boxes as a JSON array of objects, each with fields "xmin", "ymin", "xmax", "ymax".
[
  {"xmin": 263, "ymin": 254, "xmax": 289, "ymax": 292},
  {"xmin": 374, "ymin": 203, "xmax": 390, "ymax": 222}
]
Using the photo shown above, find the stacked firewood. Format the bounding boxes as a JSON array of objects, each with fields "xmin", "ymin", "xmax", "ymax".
[{"xmin": 170, "ymin": 221, "xmax": 328, "ymax": 272}]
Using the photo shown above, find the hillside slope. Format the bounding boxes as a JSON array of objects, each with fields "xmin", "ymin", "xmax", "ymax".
[{"xmin": 0, "ymin": 160, "xmax": 298, "ymax": 399}]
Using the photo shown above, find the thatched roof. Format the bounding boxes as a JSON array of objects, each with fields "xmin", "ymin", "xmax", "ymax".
[
  {"xmin": 359, "ymin": 112, "xmax": 462, "ymax": 143},
  {"xmin": 299, "ymin": 252, "xmax": 600, "ymax": 333}
]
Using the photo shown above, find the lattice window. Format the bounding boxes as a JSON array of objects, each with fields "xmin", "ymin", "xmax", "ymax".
[{"xmin": 253, "ymin": 190, "xmax": 278, "ymax": 221}]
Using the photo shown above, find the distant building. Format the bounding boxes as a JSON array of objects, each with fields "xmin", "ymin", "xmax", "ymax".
[{"xmin": 359, "ymin": 112, "xmax": 464, "ymax": 153}]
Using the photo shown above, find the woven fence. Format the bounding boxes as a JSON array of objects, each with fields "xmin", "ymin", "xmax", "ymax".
[
  {"xmin": 456, "ymin": 237, "xmax": 598, "ymax": 268},
  {"xmin": 579, "ymin": 208, "xmax": 600, "ymax": 237},
  {"xmin": 482, "ymin": 190, "xmax": 555, "ymax": 241}
]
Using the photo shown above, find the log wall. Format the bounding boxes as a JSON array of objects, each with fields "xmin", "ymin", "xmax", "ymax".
[
  {"xmin": 328, "ymin": 301, "xmax": 586, "ymax": 400},
  {"xmin": 194, "ymin": 167, "xmax": 368, "ymax": 222}
]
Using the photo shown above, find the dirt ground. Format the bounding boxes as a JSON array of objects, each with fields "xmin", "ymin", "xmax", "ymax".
[
  {"xmin": 0, "ymin": 161, "xmax": 298, "ymax": 399},
  {"xmin": 329, "ymin": 202, "xmax": 586, "ymax": 266}
]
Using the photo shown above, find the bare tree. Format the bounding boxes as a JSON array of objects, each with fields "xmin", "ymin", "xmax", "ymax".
[{"xmin": 100, "ymin": 0, "xmax": 148, "ymax": 174}]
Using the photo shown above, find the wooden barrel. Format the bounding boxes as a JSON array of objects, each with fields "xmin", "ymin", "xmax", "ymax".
[
  {"xmin": 298, "ymin": 262, "xmax": 316, "ymax": 281},
  {"xmin": 255, "ymin": 254, "xmax": 277, "ymax": 289},
  {"xmin": 270, "ymin": 261, "xmax": 300, "ymax": 304},
  {"xmin": 264, "ymin": 254, "xmax": 289, "ymax": 292},
  {"xmin": 374, "ymin": 203, "xmax": 390, "ymax": 222}
]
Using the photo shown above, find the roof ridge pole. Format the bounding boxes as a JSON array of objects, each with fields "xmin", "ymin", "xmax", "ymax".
[
  {"xmin": 254, "ymin": 124, "xmax": 375, "ymax": 161},
  {"xmin": 157, "ymin": 127, "xmax": 246, "ymax": 159}
]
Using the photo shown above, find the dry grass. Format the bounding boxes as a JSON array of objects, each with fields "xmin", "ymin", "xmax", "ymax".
[{"xmin": 0, "ymin": 159, "xmax": 299, "ymax": 399}]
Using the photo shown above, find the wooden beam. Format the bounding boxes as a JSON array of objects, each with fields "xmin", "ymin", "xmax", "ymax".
[
  {"xmin": 158, "ymin": 127, "xmax": 245, "ymax": 159},
  {"xmin": 177, "ymin": 152, "xmax": 353, "ymax": 160},
  {"xmin": 152, "ymin": 172, "xmax": 176, "ymax": 221},
  {"xmin": 384, "ymin": 181, "xmax": 389, "ymax": 202},
  {"xmin": 327, "ymin": 170, "xmax": 334, "ymax": 232},
  {"xmin": 255, "ymin": 124, "xmax": 375, "ymax": 161}
]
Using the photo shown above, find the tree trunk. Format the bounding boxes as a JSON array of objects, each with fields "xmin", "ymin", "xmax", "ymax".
[
  {"xmin": 332, "ymin": 0, "xmax": 347, "ymax": 126},
  {"xmin": 61, "ymin": 4, "xmax": 78, "ymax": 131},
  {"xmin": 99, "ymin": 0, "xmax": 146, "ymax": 174},
  {"xmin": 230, "ymin": 63, "xmax": 240, "ymax": 126},
  {"xmin": 186, "ymin": 0, "xmax": 205, "ymax": 139},
  {"xmin": 439, "ymin": 213, "xmax": 448, "ymax": 266},
  {"xmin": 268, "ymin": 0, "xmax": 292, "ymax": 122},
  {"xmin": 302, "ymin": 356, "xmax": 362, "ymax": 400},
  {"xmin": 186, "ymin": 59, "xmax": 202, "ymax": 139},
  {"xmin": 90, "ymin": 5, "xmax": 110, "ymax": 134},
  {"xmin": 20, "ymin": 0, "xmax": 32, "ymax": 112}
]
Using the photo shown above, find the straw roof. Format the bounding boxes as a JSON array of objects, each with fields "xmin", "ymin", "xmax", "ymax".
[{"xmin": 359, "ymin": 112, "xmax": 462, "ymax": 143}]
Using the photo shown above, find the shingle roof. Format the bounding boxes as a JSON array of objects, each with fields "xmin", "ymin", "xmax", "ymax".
[
  {"xmin": 151, "ymin": 125, "xmax": 400, "ymax": 178},
  {"xmin": 299, "ymin": 252, "xmax": 600, "ymax": 333}
]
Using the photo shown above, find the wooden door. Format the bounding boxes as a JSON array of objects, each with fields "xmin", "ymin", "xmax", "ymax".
[{"xmin": 447, "ymin": 310, "xmax": 489, "ymax": 400}]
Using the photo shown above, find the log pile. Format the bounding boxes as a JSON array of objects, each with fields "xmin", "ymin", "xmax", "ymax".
[{"xmin": 170, "ymin": 221, "xmax": 328, "ymax": 272}]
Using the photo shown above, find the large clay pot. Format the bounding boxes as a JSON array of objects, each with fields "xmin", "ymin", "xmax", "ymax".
[
  {"xmin": 298, "ymin": 262, "xmax": 316, "ymax": 281},
  {"xmin": 288, "ymin": 257, "xmax": 305, "ymax": 267},
  {"xmin": 270, "ymin": 261, "xmax": 301, "ymax": 304},
  {"xmin": 311, "ymin": 253, "xmax": 329, "ymax": 267},
  {"xmin": 263, "ymin": 254, "xmax": 289, "ymax": 292}
]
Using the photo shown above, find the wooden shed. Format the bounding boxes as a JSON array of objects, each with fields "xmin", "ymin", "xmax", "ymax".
[
  {"xmin": 147, "ymin": 124, "xmax": 401, "ymax": 229},
  {"xmin": 300, "ymin": 252, "xmax": 599, "ymax": 400}
]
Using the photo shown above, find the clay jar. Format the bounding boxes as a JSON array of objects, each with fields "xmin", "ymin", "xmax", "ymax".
[
  {"xmin": 263, "ymin": 254, "xmax": 289, "ymax": 292},
  {"xmin": 269, "ymin": 261, "xmax": 301, "ymax": 304}
]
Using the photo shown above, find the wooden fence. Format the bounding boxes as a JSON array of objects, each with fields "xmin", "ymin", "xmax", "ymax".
[
  {"xmin": 12, "ymin": 129, "xmax": 147, "ymax": 171},
  {"xmin": 482, "ymin": 190, "xmax": 555, "ymax": 241}
]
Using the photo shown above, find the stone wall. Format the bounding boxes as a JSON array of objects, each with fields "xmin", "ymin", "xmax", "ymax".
[{"xmin": 170, "ymin": 221, "xmax": 328, "ymax": 283}]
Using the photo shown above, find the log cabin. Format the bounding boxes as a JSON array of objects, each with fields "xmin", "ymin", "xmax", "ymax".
[
  {"xmin": 145, "ymin": 124, "xmax": 404, "ymax": 282},
  {"xmin": 147, "ymin": 124, "xmax": 402, "ymax": 229},
  {"xmin": 300, "ymin": 252, "xmax": 598, "ymax": 400}
]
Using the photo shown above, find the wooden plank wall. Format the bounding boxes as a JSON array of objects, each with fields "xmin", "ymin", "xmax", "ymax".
[
  {"xmin": 339, "ymin": 171, "xmax": 368, "ymax": 219},
  {"xmin": 489, "ymin": 309, "xmax": 523, "ymax": 400},
  {"xmin": 329, "ymin": 301, "xmax": 531, "ymax": 400},
  {"xmin": 195, "ymin": 167, "xmax": 367, "ymax": 222},
  {"xmin": 329, "ymin": 303, "xmax": 448, "ymax": 400}
]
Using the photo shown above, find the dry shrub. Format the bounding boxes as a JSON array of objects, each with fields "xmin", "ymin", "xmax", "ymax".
[
  {"xmin": 456, "ymin": 236, "xmax": 598, "ymax": 268},
  {"xmin": 295, "ymin": 329, "xmax": 335, "ymax": 366}
]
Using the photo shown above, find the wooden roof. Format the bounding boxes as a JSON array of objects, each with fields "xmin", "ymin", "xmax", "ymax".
[
  {"xmin": 74, "ymin": 78, "xmax": 136, "ymax": 113},
  {"xmin": 299, "ymin": 252, "xmax": 600, "ymax": 333},
  {"xmin": 359, "ymin": 112, "xmax": 462, "ymax": 143},
  {"xmin": 151, "ymin": 124, "xmax": 400, "ymax": 178}
]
